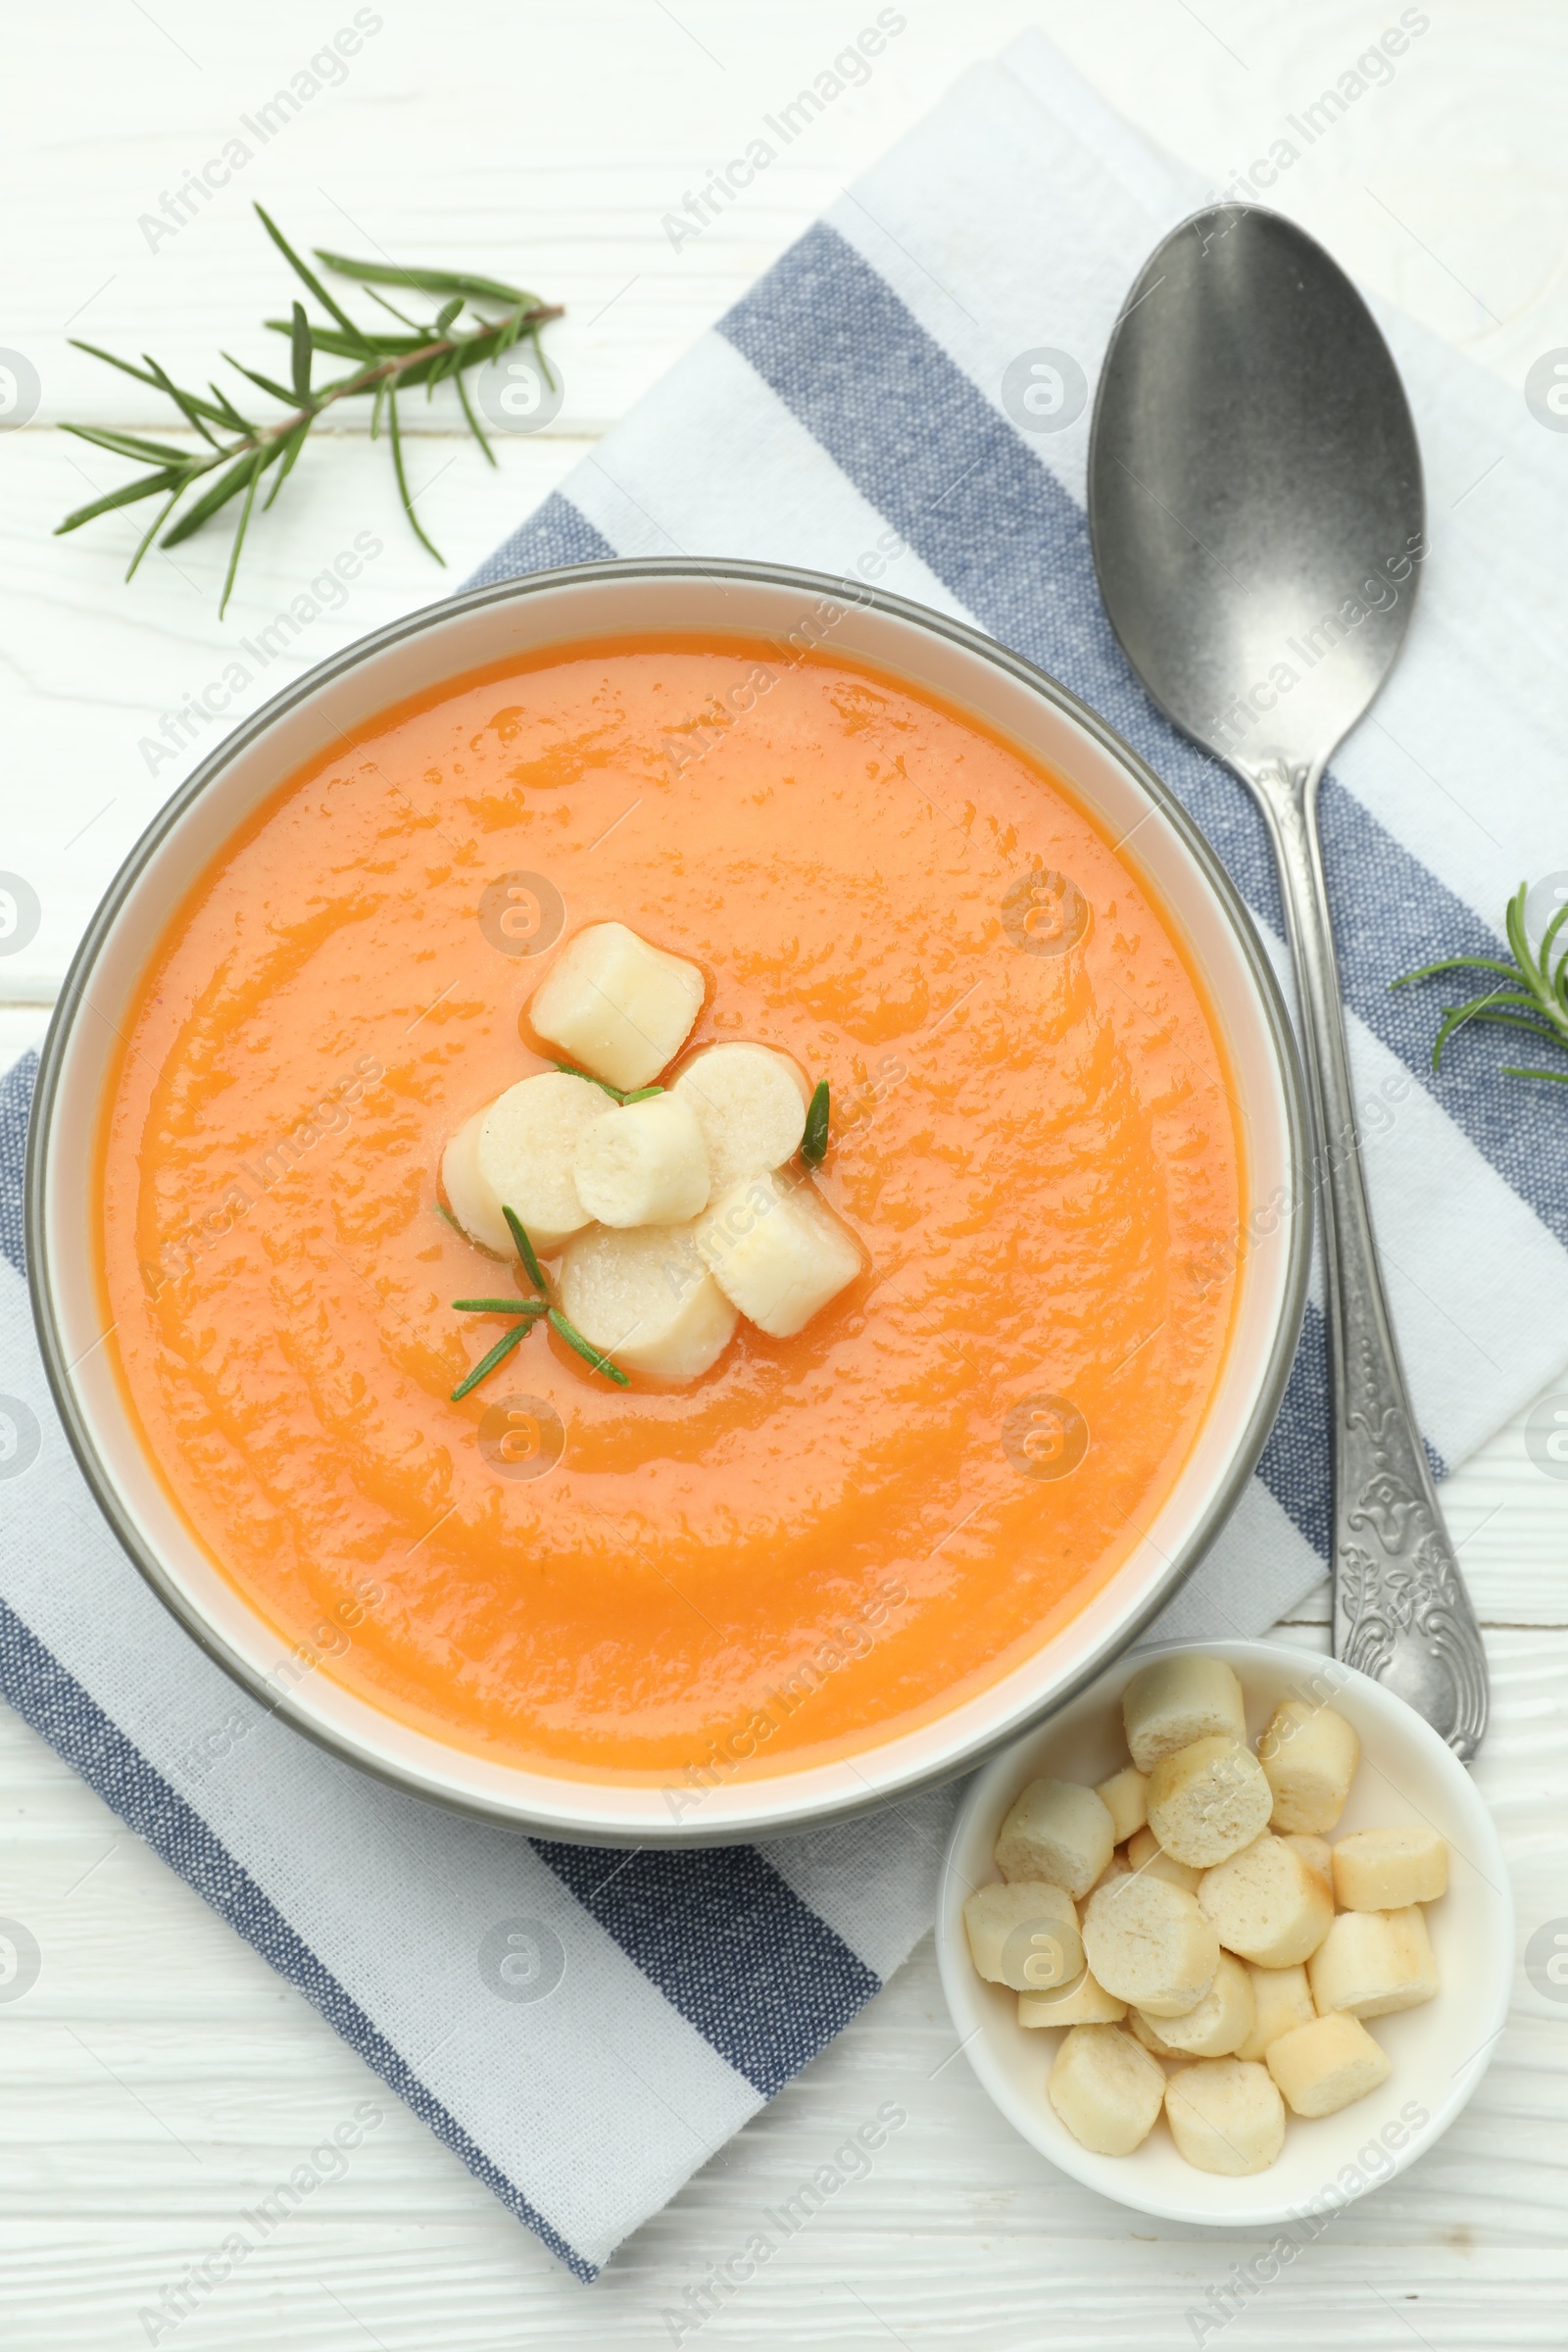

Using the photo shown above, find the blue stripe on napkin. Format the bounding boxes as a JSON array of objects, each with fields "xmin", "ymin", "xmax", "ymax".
[
  {"xmin": 0, "ymin": 1050, "xmax": 35, "ymax": 1280},
  {"xmin": 535, "ymin": 1840, "xmax": 879, "ymax": 2097},
  {"xmin": 0, "ymin": 1587, "xmax": 597, "ymax": 2281},
  {"xmin": 468, "ymin": 490, "xmax": 614, "ymax": 588},
  {"xmin": 716, "ymin": 222, "xmax": 1568, "ymax": 1257},
  {"xmin": 1256, "ymin": 1300, "xmax": 1332, "ymax": 1561}
]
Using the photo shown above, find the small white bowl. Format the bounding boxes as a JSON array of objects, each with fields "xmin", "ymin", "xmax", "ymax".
[{"xmin": 936, "ymin": 1637, "xmax": 1512, "ymax": 2227}]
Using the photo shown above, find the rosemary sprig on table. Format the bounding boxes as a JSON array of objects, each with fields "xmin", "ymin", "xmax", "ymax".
[
  {"xmin": 56, "ymin": 203, "xmax": 562, "ymax": 615},
  {"xmin": 449, "ymin": 1204, "xmax": 627, "ymax": 1400},
  {"xmin": 1393, "ymin": 880, "xmax": 1568, "ymax": 1087}
]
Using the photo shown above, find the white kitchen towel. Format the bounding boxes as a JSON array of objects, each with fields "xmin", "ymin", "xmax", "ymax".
[{"xmin": 5, "ymin": 30, "xmax": 1568, "ymax": 2282}]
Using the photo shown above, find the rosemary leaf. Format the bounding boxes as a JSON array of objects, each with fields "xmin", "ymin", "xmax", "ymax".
[
  {"xmin": 62, "ymin": 424, "xmax": 191, "ymax": 465},
  {"xmin": 365, "ymin": 285, "xmax": 424, "ymax": 333},
  {"xmin": 553, "ymin": 1060, "xmax": 621, "ymax": 1101},
  {"xmin": 263, "ymin": 419, "xmax": 311, "ymax": 513},
  {"xmin": 217, "ymin": 452, "xmax": 264, "ymax": 617},
  {"xmin": 548, "ymin": 1305, "xmax": 630, "ymax": 1386},
  {"xmin": 268, "ymin": 319, "xmax": 417, "ymax": 358},
  {"xmin": 221, "ymin": 352, "xmax": 299, "ymax": 407},
  {"xmin": 206, "ymin": 379, "xmax": 252, "ymax": 434},
  {"xmin": 142, "ymin": 352, "xmax": 222, "ymax": 447},
  {"xmin": 1504, "ymin": 888, "xmax": 1535, "ymax": 979},
  {"xmin": 316, "ymin": 252, "xmax": 538, "ymax": 307},
  {"xmin": 55, "ymin": 467, "xmax": 187, "ymax": 533},
  {"xmin": 802, "ymin": 1079, "xmax": 830, "ymax": 1166},
  {"xmin": 162, "ymin": 438, "xmax": 284, "ymax": 548},
  {"xmin": 453, "ymin": 1298, "xmax": 546, "ymax": 1314},
  {"xmin": 289, "ymin": 300, "xmax": 313, "ymax": 402},
  {"xmin": 1391, "ymin": 954, "xmax": 1522, "ymax": 990},
  {"xmin": 66, "ymin": 340, "xmax": 172, "ymax": 395},
  {"xmin": 124, "ymin": 485, "xmax": 184, "ymax": 581},
  {"xmin": 502, "ymin": 1207, "xmax": 548, "ymax": 1298},
  {"xmin": 1544, "ymin": 900, "xmax": 1568, "ymax": 973},
  {"xmin": 552, "ymin": 1060, "xmax": 663, "ymax": 1105},
  {"xmin": 454, "ymin": 367, "xmax": 496, "ymax": 466},
  {"xmin": 255, "ymin": 205, "xmax": 369, "ymax": 346},
  {"xmin": 385, "ymin": 384, "xmax": 444, "ymax": 564},
  {"xmin": 450, "ymin": 1319, "xmax": 532, "ymax": 1403},
  {"xmin": 1429, "ymin": 1002, "xmax": 1523, "ymax": 1070}
]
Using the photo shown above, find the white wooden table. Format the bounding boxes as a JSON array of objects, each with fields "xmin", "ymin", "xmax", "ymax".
[{"xmin": 3, "ymin": 4, "xmax": 1566, "ymax": 2342}]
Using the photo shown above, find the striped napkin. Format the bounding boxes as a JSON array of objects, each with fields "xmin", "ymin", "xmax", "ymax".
[{"xmin": 5, "ymin": 31, "xmax": 1568, "ymax": 2279}]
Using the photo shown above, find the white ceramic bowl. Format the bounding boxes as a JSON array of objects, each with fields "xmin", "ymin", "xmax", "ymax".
[
  {"xmin": 937, "ymin": 1637, "xmax": 1512, "ymax": 2225},
  {"xmin": 27, "ymin": 562, "xmax": 1309, "ymax": 1842}
]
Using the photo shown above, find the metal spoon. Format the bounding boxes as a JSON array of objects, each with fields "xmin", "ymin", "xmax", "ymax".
[{"xmin": 1088, "ymin": 203, "xmax": 1488, "ymax": 1756}]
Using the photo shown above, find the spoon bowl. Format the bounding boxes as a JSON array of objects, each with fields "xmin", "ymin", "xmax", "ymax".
[{"xmin": 1091, "ymin": 205, "xmax": 1425, "ymax": 777}]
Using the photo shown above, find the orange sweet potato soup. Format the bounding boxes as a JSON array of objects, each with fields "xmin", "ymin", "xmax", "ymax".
[{"xmin": 98, "ymin": 636, "xmax": 1243, "ymax": 1785}]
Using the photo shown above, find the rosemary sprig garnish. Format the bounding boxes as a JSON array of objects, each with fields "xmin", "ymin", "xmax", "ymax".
[
  {"xmin": 448, "ymin": 1206, "xmax": 628, "ymax": 1398},
  {"xmin": 802, "ymin": 1079, "xmax": 830, "ymax": 1166},
  {"xmin": 449, "ymin": 1307, "xmax": 546, "ymax": 1403},
  {"xmin": 552, "ymin": 1061, "xmax": 664, "ymax": 1105},
  {"xmin": 57, "ymin": 203, "xmax": 562, "ymax": 615},
  {"xmin": 1393, "ymin": 880, "xmax": 1568, "ymax": 1087}
]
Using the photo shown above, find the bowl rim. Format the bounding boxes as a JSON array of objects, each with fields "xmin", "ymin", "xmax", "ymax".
[
  {"xmin": 24, "ymin": 556, "xmax": 1312, "ymax": 1840},
  {"xmin": 934, "ymin": 1634, "xmax": 1515, "ymax": 2227}
]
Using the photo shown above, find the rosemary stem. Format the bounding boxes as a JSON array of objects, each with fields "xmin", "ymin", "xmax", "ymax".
[{"xmin": 163, "ymin": 304, "xmax": 561, "ymax": 484}]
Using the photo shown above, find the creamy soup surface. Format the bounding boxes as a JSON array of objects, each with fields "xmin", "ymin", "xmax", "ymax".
[{"xmin": 98, "ymin": 638, "xmax": 1243, "ymax": 1781}]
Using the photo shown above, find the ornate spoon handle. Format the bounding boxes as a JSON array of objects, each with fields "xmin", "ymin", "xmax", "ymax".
[{"xmin": 1240, "ymin": 755, "xmax": 1488, "ymax": 1758}]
